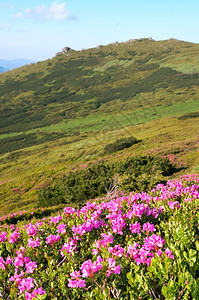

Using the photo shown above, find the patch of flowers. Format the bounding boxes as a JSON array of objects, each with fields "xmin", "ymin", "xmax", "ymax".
[{"xmin": 0, "ymin": 174, "xmax": 198, "ymax": 299}]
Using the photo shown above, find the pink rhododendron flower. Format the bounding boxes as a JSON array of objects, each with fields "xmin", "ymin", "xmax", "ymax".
[
  {"xmin": 0, "ymin": 257, "xmax": 5, "ymax": 270},
  {"xmin": 143, "ymin": 234, "xmax": 165, "ymax": 251},
  {"xmin": 107, "ymin": 213, "xmax": 126, "ymax": 235},
  {"xmin": 126, "ymin": 243, "xmax": 139, "ymax": 258},
  {"xmin": 129, "ymin": 221, "xmax": 141, "ymax": 234},
  {"xmin": 68, "ymin": 271, "xmax": 86, "ymax": 288},
  {"xmin": 27, "ymin": 237, "xmax": 40, "ymax": 248},
  {"xmin": 142, "ymin": 222, "xmax": 156, "ymax": 233},
  {"xmin": 108, "ymin": 244, "xmax": 124, "ymax": 257},
  {"xmin": 9, "ymin": 270, "xmax": 25, "ymax": 284},
  {"xmin": 26, "ymin": 261, "xmax": 37, "ymax": 274},
  {"xmin": 14, "ymin": 256, "xmax": 24, "ymax": 268},
  {"xmin": 5, "ymin": 256, "xmax": 13, "ymax": 265},
  {"xmin": 165, "ymin": 248, "xmax": 174, "ymax": 259},
  {"xmin": 168, "ymin": 201, "xmax": 180, "ymax": 210},
  {"xmin": 26, "ymin": 224, "xmax": 38, "ymax": 236},
  {"xmin": 81, "ymin": 256, "xmax": 104, "ymax": 277},
  {"xmin": 57, "ymin": 223, "xmax": 67, "ymax": 234},
  {"xmin": 92, "ymin": 232, "xmax": 114, "ymax": 254},
  {"xmin": 106, "ymin": 257, "xmax": 121, "ymax": 277},
  {"xmin": 0, "ymin": 231, "xmax": 7, "ymax": 243},
  {"xmin": 60, "ymin": 239, "xmax": 77, "ymax": 256},
  {"xmin": 46, "ymin": 234, "xmax": 60, "ymax": 245},
  {"xmin": 18, "ymin": 277, "xmax": 35, "ymax": 294},
  {"xmin": 64, "ymin": 207, "xmax": 76, "ymax": 216},
  {"xmin": 50, "ymin": 215, "xmax": 62, "ymax": 224},
  {"xmin": 33, "ymin": 287, "xmax": 46, "ymax": 295},
  {"xmin": 9, "ymin": 231, "xmax": 20, "ymax": 243}
]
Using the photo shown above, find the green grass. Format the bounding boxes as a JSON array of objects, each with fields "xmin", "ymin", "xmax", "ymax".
[{"xmin": 1, "ymin": 99, "xmax": 199, "ymax": 143}]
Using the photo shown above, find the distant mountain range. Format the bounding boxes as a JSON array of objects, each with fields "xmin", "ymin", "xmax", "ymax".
[
  {"xmin": 0, "ymin": 66, "xmax": 9, "ymax": 73},
  {"xmin": 0, "ymin": 58, "xmax": 36, "ymax": 72}
]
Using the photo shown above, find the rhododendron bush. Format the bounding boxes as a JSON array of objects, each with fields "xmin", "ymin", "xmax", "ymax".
[{"xmin": 0, "ymin": 174, "xmax": 199, "ymax": 299}]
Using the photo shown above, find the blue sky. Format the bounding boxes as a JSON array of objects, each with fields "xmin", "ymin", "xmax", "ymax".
[{"xmin": 0, "ymin": 0, "xmax": 199, "ymax": 61}]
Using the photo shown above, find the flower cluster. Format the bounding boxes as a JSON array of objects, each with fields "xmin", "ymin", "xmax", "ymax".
[{"xmin": 0, "ymin": 174, "xmax": 198, "ymax": 299}]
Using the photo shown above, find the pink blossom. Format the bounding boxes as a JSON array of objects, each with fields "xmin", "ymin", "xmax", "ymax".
[
  {"xmin": 129, "ymin": 221, "xmax": 141, "ymax": 234},
  {"xmin": 168, "ymin": 201, "xmax": 180, "ymax": 210},
  {"xmin": 68, "ymin": 271, "xmax": 86, "ymax": 288},
  {"xmin": 46, "ymin": 234, "xmax": 60, "ymax": 245},
  {"xmin": 24, "ymin": 257, "xmax": 31, "ymax": 264},
  {"xmin": 60, "ymin": 239, "xmax": 77, "ymax": 256},
  {"xmin": 26, "ymin": 224, "xmax": 38, "ymax": 236},
  {"xmin": 108, "ymin": 214, "xmax": 126, "ymax": 235},
  {"xmin": 33, "ymin": 287, "xmax": 46, "ymax": 295},
  {"xmin": 142, "ymin": 222, "xmax": 156, "ymax": 233},
  {"xmin": 93, "ymin": 232, "xmax": 114, "ymax": 254},
  {"xmin": 156, "ymin": 249, "xmax": 163, "ymax": 257},
  {"xmin": 25, "ymin": 291, "xmax": 37, "ymax": 300},
  {"xmin": 0, "ymin": 257, "xmax": 5, "ymax": 270},
  {"xmin": 106, "ymin": 257, "xmax": 121, "ymax": 277},
  {"xmin": 9, "ymin": 270, "xmax": 25, "ymax": 284},
  {"xmin": 126, "ymin": 243, "xmax": 139, "ymax": 258},
  {"xmin": 5, "ymin": 256, "xmax": 13, "ymax": 265},
  {"xmin": 184, "ymin": 197, "xmax": 192, "ymax": 203},
  {"xmin": 50, "ymin": 215, "xmax": 62, "ymax": 224},
  {"xmin": 27, "ymin": 237, "xmax": 40, "ymax": 248},
  {"xmin": 26, "ymin": 261, "xmax": 37, "ymax": 274},
  {"xmin": 57, "ymin": 223, "xmax": 67, "ymax": 234},
  {"xmin": 165, "ymin": 248, "xmax": 174, "ymax": 259},
  {"xmin": 108, "ymin": 244, "xmax": 125, "ymax": 257},
  {"xmin": 143, "ymin": 234, "xmax": 165, "ymax": 251},
  {"xmin": 18, "ymin": 277, "xmax": 35, "ymax": 294},
  {"xmin": 64, "ymin": 207, "xmax": 76, "ymax": 216},
  {"xmin": 14, "ymin": 257, "xmax": 24, "ymax": 268},
  {"xmin": 9, "ymin": 231, "xmax": 20, "ymax": 244},
  {"xmin": 81, "ymin": 256, "xmax": 104, "ymax": 278},
  {"xmin": 0, "ymin": 231, "xmax": 7, "ymax": 243}
]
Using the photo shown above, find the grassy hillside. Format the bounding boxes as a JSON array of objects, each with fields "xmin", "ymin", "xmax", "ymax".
[{"xmin": 0, "ymin": 38, "xmax": 199, "ymax": 215}]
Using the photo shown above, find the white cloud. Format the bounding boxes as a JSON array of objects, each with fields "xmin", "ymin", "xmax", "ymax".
[
  {"xmin": 12, "ymin": 12, "xmax": 22, "ymax": 19},
  {"xmin": 49, "ymin": 1, "xmax": 69, "ymax": 20},
  {"xmin": 25, "ymin": 8, "xmax": 30, "ymax": 14},
  {"xmin": 25, "ymin": 1, "xmax": 69, "ymax": 20}
]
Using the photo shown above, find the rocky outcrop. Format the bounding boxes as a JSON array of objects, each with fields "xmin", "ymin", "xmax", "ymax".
[{"xmin": 56, "ymin": 46, "xmax": 72, "ymax": 56}]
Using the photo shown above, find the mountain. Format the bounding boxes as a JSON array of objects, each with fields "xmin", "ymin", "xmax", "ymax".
[
  {"xmin": 0, "ymin": 66, "xmax": 9, "ymax": 73},
  {"xmin": 0, "ymin": 58, "xmax": 36, "ymax": 70},
  {"xmin": 0, "ymin": 38, "xmax": 199, "ymax": 215},
  {"xmin": 0, "ymin": 38, "xmax": 199, "ymax": 136}
]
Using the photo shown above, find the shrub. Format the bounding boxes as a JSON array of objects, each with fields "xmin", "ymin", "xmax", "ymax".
[
  {"xmin": 178, "ymin": 111, "xmax": 199, "ymax": 120},
  {"xmin": 104, "ymin": 136, "xmax": 138, "ymax": 154},
  {"xmin": 38, "ymin": 155, "xmax": 178, "ymax": 207}
]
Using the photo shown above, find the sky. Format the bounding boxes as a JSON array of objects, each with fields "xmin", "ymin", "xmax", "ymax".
[{"xmin": 0, "ymin": 0, "xmax": 199, "ymax": 61}]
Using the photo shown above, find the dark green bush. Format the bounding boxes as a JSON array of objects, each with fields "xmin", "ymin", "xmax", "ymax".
[
  {"xmin": 38, "ymin": 155, "xmax": 178, "ymax": 207},
  {"xmin": 178, "ymin": 111, "xmax": 199, "ymax": 120},
  {"xmin": 104, "ymin": 136, "xmax": 138, "ymax": 154}
]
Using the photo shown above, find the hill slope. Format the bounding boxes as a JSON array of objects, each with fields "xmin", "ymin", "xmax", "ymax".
[
  {"xmin": 0, "ymin": 38, "xmax": 199, "ymax": 137},
  {"xmin": 0, "ymin": 38, "xmax": 199, "ymax": 214}
]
